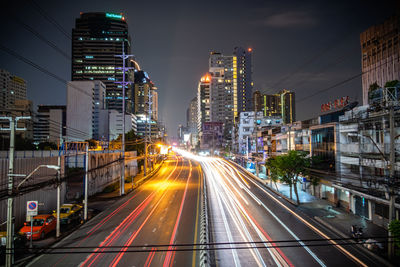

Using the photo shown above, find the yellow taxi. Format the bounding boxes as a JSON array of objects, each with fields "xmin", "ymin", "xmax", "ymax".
[{"xmin": 53, "ymin": 204, "xmax": 83, "ymax": 224}]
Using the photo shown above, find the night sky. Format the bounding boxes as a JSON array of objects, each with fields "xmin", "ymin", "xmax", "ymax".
[{"xmin": 1, "ymin": 0, "xmax": 398, "ymax": 137}]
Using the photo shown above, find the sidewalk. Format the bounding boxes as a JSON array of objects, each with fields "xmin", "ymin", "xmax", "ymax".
[{"xmin": 91, "ymin": 160, "xmax": 164, "ymax": 200}]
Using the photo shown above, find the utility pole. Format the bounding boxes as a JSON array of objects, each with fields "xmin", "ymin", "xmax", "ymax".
[
  {"xmin": 147, "ymin": 88, "xmax": 153, "ymax": 172},
  {"xmin": 115, "ymin": 41, "xmax": 134, "ymax": 196},
  {"xmin": 83, "ymin": 143, "xmax": 89, "ymax": 221},
  {"xmin": 388, "ymin": 106, "xmax": 395, "ymax": 259},
  {"xmin": 56, "ymin": 124, "xmax": 62, "ymax": 238},
  {"xmin": 0, "ymin": 116, "xmax": 30, "ymax": 267}
]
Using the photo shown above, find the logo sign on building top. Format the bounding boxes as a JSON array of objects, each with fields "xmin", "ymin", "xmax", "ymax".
[{"xmin": 321, "ymin": 96, "xmax": 349, "ymax": 112}]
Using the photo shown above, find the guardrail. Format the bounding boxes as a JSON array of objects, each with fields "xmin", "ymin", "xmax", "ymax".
[{"xmin": 199, "ymin": 168, "xmax": 210, "ymax": 267}]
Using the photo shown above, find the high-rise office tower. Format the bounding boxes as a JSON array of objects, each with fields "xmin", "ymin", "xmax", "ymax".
[
  {"xmin": 233, "ymin": 47, "xmax": 253, "ymax": 113},
  {"xmin": 72, "ymin": 12, "xmax": 133, "ymax": 112},
  {"xmin": 360, "ymin": 15, "xmax": 399, "ymax": 105}
]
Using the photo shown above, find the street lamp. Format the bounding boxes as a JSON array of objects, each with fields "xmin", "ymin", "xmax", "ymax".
[
  {"xmin": 144, "ymin": 143, "xmax": 162, "ymax": 176},
  {"xmin": 16, "ymin": 165, "xmax": 61, "ymax": 244}
]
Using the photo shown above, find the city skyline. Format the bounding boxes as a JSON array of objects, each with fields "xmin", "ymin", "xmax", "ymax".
[{"xmin": 0, "ymin": 0, "xmax": 399, "ymax": 137}]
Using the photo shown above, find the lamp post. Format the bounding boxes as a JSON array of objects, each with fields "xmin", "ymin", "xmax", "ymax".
[
  {"xmin": 144, "ymin": 143, "xmax": 162, "ymax": 176},
  {"xmin": 16, "ymin": 165, "xmax": 61, "ymax": 239}
]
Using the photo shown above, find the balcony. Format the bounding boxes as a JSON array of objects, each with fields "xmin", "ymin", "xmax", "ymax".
[
  {"xmin": 340, "ymin": 143, "xmax": 359, "ymax": 155},
  {"xmin": 295, "ymin": 144, "xmax": 310, "ymax": 151}
]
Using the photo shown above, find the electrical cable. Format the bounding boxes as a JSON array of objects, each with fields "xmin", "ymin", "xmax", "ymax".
[{"xmin": 27, "ymin": 0, "xmax": 72, "ymax": 40}]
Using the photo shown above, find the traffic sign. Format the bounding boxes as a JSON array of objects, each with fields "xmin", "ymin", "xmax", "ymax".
[{"xmin": 26, "ymin": 201, "xmax": 38, "ymax": 217}]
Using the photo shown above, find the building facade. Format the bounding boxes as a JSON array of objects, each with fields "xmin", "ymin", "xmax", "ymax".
[
  {"xmin": 200, "ymin": 122, "xmax": 224, "ymax": 153},
  {"xmin": 66, "ymin": 81, "xmax": 108, "ymax": 141},
  {"xmin": 360, "ymin": 15, "xmax": 400, "ymax": 105},
  {"xmin": 0, "ymin": 69, "xmax": 27, "ymax": 110},
  {"xmin": 108, "ymin": 110, "xmax": 136, "ymax": 140},
  {"xmin": 197, "ymin": 74, "xmax": 211, "ymax": 134},
  {"xmin": 72, "ymin": 12, "xmax": 134, "ymax": 112},
  {"xmin": 234, "ymin": 47, "xmax": 253, "ymax": 113},
  {"xmin": 134, "ymin": 70, "xmax": 158, "ymax": 122},
  {"xmin": 187, "ymin": 96, "xmax": 198, "ymax": 146},
  {"xmin": 33, "ymin": 105, "xmax": 66, "ymax": 144}
]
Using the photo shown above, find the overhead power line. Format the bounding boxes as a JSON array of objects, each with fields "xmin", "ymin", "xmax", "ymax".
[
  {"xmin": 0, "ymin": 43, "xmax": 92, "ymax": 99},
  {"xmin": 297, "ymin": 55, "xmax": 400, "ymax": 103},
  {"xmin": 11, "ymin": 238, "xmax": 393, "ymax": 255},
  {"xmin": 13, "ymin": 17, "xmax": 71, "ymax": 60},
  {"xmin": 27, "ymin": 0, "xmax": 72, "ymax": 40}
]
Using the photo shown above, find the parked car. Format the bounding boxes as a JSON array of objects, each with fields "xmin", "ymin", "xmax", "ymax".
[
  {"xmin": 19, "ymin": 215, "xmax": 56, "ymax": 240},
  {"xmin": 53, "ymin": 204, "xmax": 83, "ymax": 224}
]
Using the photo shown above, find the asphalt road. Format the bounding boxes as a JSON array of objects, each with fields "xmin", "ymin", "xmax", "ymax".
[
  {"xmin": 200, "ymin": 157, "xmax": 382, "ymax": 267},
  {"xmin": 26, "ymin": 154, "xmax": 202, "ymax": 267}
]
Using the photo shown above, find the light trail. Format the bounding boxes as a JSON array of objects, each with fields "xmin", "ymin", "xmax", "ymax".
[
  {"xmin": 227, "ymin": 160, "xmax": 368, "ymax": 267},
  {"xmin": 80, "ymin": 156, "xmax": 184, "ymax": 267},
  {"xmin": 208, "ymin": 161, "xmax": 286, "ymax": 267},
  {"xmin": 52, "ymin": 157, "xmax": 180, "ymax": 267},
  {"xmin": 163, "ymin": 160, "xmax": 193, "ymax": 267},
  {"xmin": 174, "ymin": 149, "xmax": 333, "ymax": 267},
  {"xmin": 204, "ymin": 163, "xmax": 242, "ymax": 267}
]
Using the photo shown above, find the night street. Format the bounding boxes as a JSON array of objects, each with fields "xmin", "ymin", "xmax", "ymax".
[{"xmin": 1, "ymin": 1, "xmax": 400, "ymax": 266}]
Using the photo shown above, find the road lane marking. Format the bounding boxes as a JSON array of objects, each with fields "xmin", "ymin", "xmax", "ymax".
[
  {"xmin": 163, "ymin": 160, "xmax": 193, "ymax": 267},
  {"xmin": 233, "ymin": 161, "xmax": 368, "ymax": 267},
  {"xmin": 109, "ymin": 168, "xmax": 186, "ymax": 267},
  {"xmin": 80, "ymin": 156, "xmax": 184, "ymax": 267},
  {"xmin": 203, "ymin": 163, "xmax": 241, "ymax": 267}
]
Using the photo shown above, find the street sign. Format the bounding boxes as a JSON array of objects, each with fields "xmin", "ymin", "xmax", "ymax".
[{"xmin": 26, "ymin": 201, "xmax": 38, "ymax": 217}]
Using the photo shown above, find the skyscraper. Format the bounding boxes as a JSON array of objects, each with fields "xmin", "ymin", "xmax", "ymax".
[
  {"xmin": 233, "ymin": 47, "xmax": 253, "ymax": 113},
  {"xmin": 280, "ymin": 90, "xmax": 295, "ymax": 124},
  {"xmin": 134, "ymin": 70, "xmax": 157, "ymax": 119},
  {"xmin": 72, "ymin": 12, "xmax": 133, "ymax": 112},
  {"xmin": 263, "ymin": 93, "xmax": 280, "ymax": 117},
  {"xmin": 360, "ymin": 15, "xmax": 400, "ymax": 105},
  {"xmin": 197, "ymin": 74, "xmax": 211, "ymax": 134},
  {"xmin": 187, "ymin": 96, "xmax": 198, "ymax": 145},
  {"xmin": 252, "ymin": 90, "xmax": 263, "ymax": 112},
  {"xmin": 252, "ymin": 90, "xmax": 295, "ymax": 123}
]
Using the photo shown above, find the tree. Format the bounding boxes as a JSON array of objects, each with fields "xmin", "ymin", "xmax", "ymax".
[
  {"xmin": 38, "ymin": 141, "xmax": 57, "ymax": 150},
  {"xmin": 368, "ymin": 82, "xmax": 380, "ymax": 92},
  {"xmin": 384, "ymin": 80, "xmax": 399, "ymax": 88},
  {"xmin": 389, "ymin": 220, "xmax": 400, "ymax": 255},
  {"xmin": 15, "ymin": 136, "xmax": 35, "ymax": 150},
  {"xmin": 266, "ymin": 157, "xmax": 280, "ymax": 191},
  {"xmin": 85, "ymin": 139, "xmax": 97, "ymax": 149},
  {"xmin": 265, "ymin": 150, "xmax": 313, "ymax": 205}
]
